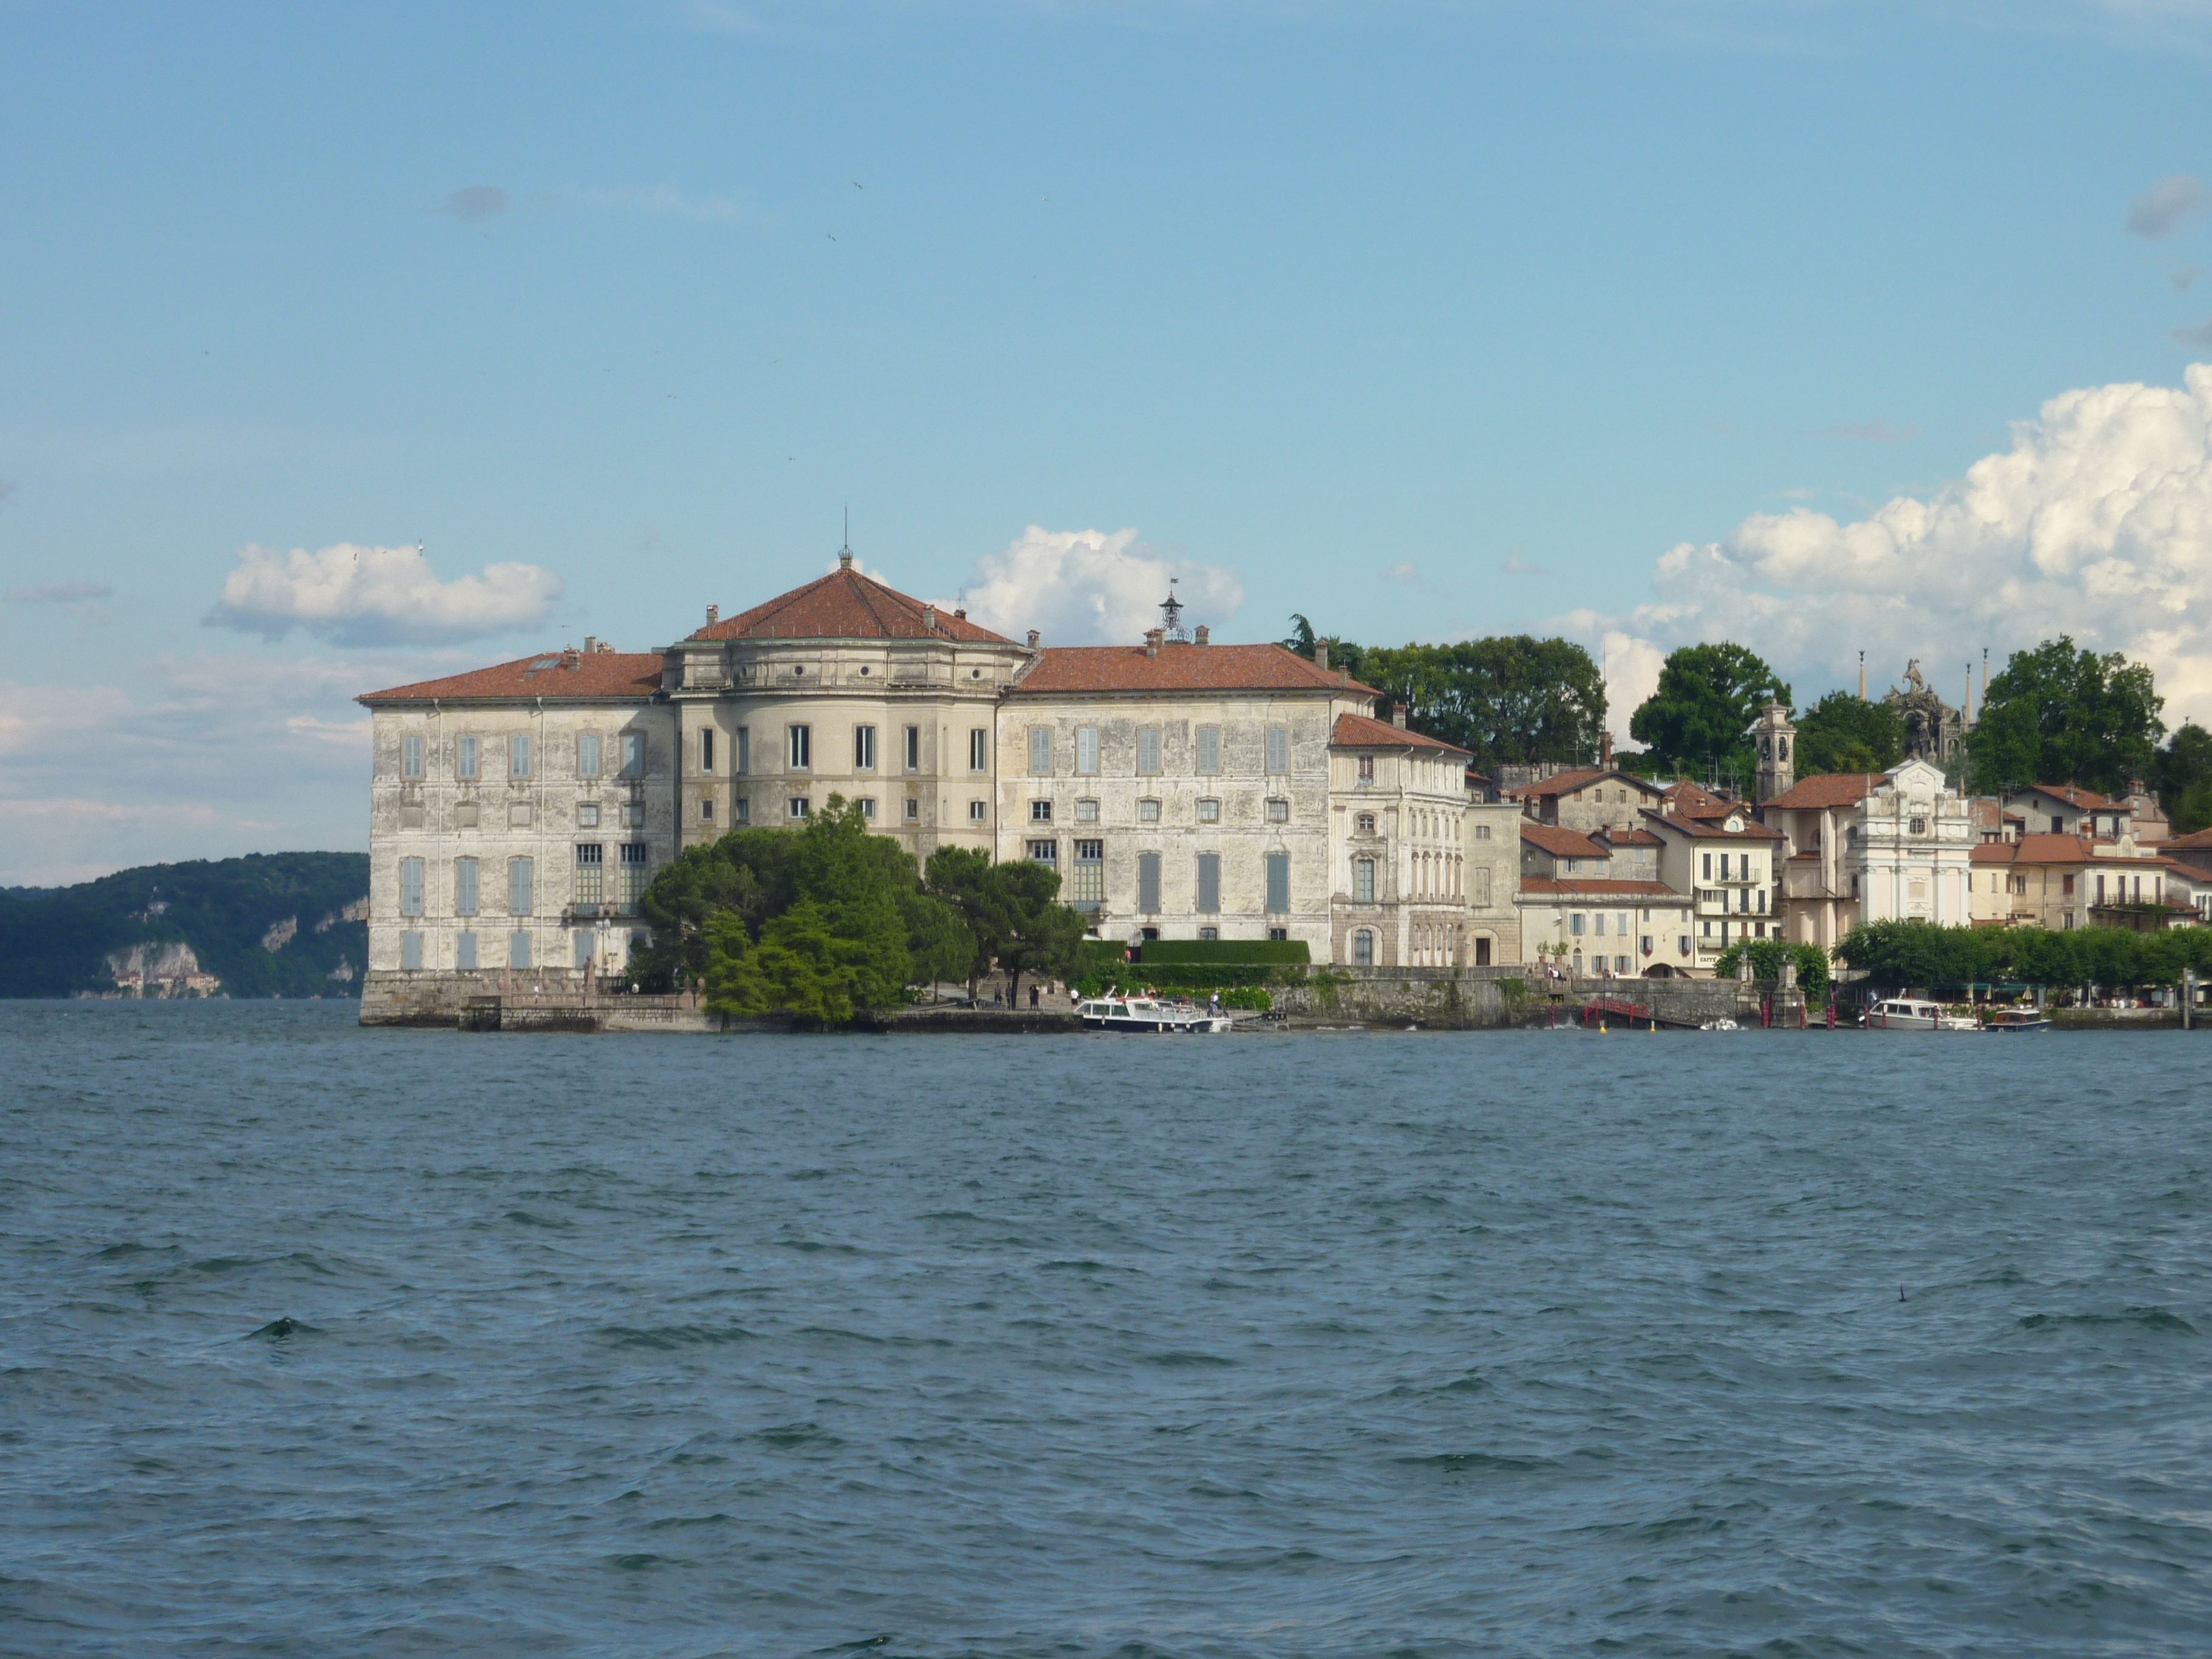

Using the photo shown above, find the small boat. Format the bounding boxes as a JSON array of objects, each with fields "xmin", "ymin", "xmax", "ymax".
[
  {"xmin": 1983, "ymin": 1008, "xmax": 2051, "ymax": 1033},
  {"xmin": 1866, "ymin": 997, "xmax": 1980, "ymax": 1032},
  {"xmin": 1077, "ymin": 995, "xmax": 1233, "ymax": 1034},
  {"xmin": 1700, "ymin": 1017, "xmax": 1740, "ymax": 1032}
]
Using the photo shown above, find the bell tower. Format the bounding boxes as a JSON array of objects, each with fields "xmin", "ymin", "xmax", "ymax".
[{"xmin": 1752, "ymin": 700, "xmax": 1795, "ymax": 803}]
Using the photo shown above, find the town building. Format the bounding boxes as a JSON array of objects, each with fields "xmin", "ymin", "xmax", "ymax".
[
  {"xmin": 1968, "ymin": 833, "xmax": 2190, "ymax": 931},
  {"xmin": 1758, "ymin": 771, "xmax": 1883, "ymax": 951},
  {"xmin": 358, "ymin": 559, "xmax": 1499, "ymax": 990},
  {"xmin": 1851, "ymin": 758, "xmax": 1976, "ymax": 926},
  {"xmin": 1509, "ymin": 766, "xmax": 1669, "ymax": 837},
  {"xmin": 1640, "ymin": 800, "xmax": 1785, "ymax": 970},
  {"xmin": 2000, "ymin": 783, "xmax": 2131, "ymax": 840},
  {"xmin": 1460, "ymin": 797, "xmax": 1524, "ymax": 967}
]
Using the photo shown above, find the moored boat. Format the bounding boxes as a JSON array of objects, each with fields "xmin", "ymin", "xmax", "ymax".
[
  {"xmin": 1865, "ymin": 997, "xmax": 1980, "ymax": 1031},
  {"xmin": 1077, "ymin": 995, "xmax": 1233, "ymax": 1034},
  {"xmin": 1983, "ymin": 1008, "xmax": 2052, "ymax": 1033}
]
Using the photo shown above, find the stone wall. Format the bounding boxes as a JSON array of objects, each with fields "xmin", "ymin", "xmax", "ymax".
[{"xmin": 1269, "ymin": 967, "xmax": 1768, "ymax": 1029}]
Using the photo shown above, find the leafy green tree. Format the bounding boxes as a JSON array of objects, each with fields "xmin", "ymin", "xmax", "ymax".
[
  {"xmin": 1711, "ymin": 937, "xmax": 1831, "ymax": 996},
  {"xmin": 899, "ymin": 890, "xmax": 976, "ymax": 999},
  {"xmin": 634, "ymin": 830, "xmax": 797, "ymax": 987},
  {"xmin": 1793, "ymin": 692, "xmax": 1905, "ymax": 778},
  {"xmin": 1628, "ymin": 643, "xmax": 1792, "ymax": 786},
  {"xmin": 1280, "ymin": 618, "xmax": 1606, "ymax": 771},
  {"xmin": 1963, "ymin": 636, "xmax": 2163, "ymax": 796},
  {"xmin": 704, "ymin": 900, "xmax": 873, "ymax": 1022},
  {"xmin": 922, "ymin": 845, "xmax": 1004, "ymax": 995},
  {"xmin": 988, "ymin": 860, "xmax": 1090, "ymax": 1007},
  {"xmin": 2157, "ymin": 722, "xmax": 2212, "ymax": 835}
]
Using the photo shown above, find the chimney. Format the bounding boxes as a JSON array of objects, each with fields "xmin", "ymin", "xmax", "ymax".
[
  {"xmin": 1145, "ymin": 628, "xmax": 1164, "ymax": 658},
  {"xmin": 1392, "ymin": 702, "xmax": 1408, "ymax": 729},
  {"xmin": 1195, "ymin": 625, "xmax": 1209, "ymax": 646},
  {"xmin": 1314, "ymin": 640, "xmax": 1330, "ymax": 672},
  {"xmin": 583, "ymin": 635, "xmax": 597, "ymax": 655},
  {"xmin": 706, "ymin": 604, "xmax": 719, "ymax": 627},
  {"xmin": 1600, "ymin": 731, "xmax": 1613, "ymax": 768},
  {"xmin": 922, "ymin": 604, "xmax": 937, "ymax": 634},
  {"xmin": 955, "ymin": 608, "xmax": 967, "ymax": 620},
  {"xmin": 1027, "ymin": 629, "xmax": 1041, "ymax": 650},
  {"xmin": 561, "ymin": 646, "xmax": 581, "ymax": 670}
]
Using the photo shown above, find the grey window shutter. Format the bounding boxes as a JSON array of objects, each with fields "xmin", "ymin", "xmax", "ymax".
[
  {"xmin": 1267, "ymin": 726, "xmax": 1289, "ymax": 774},
  {"xmin": 1197, "ymin": 853, "xmax": 1220, "ymax": 914},
  {"xmin": 1265, "ymin": 853, "xmax": 1290, "ymax": 914},
  {"xmin": 1198, "ymin": 726, "xmax": 1219, "ymax": 774},
  {"xmin": 1138, "ymin": 852, "xmax": 1161, "ymax": 914}
]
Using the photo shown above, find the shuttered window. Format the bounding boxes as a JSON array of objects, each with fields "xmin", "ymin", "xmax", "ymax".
[
  {"xmin": 1028, "ymin": 726, "xmax": 1052, "ymax": 776},
  {"xmin": 399, "ymin": 857, "xmax": 424, "ymax": 917},
  {"xmin": 736, "ymin": 728, "xmax": 750, "ymax": 774},
  {"xmin": 402, "ymin": 735, "xmax": 423, "ymax": 779},
  {"xmin": 400, "ymin": 931, "xmax": 423, "ymax": 970},
  {"xmin": 1196, "ymin": 853, "xmax": 1220, "ymax": 914},
  {"xmin": 1137, "ymin": 728, "xmax": 1160, "ymax": 775},
  {"xmin": 622, "ymin": 733, "xmax": 645, "ymax": 777},
  {"xmin": 1266, "ymin": 725, "xmax": 1289, "ymax": 774},
  {"xmin": 1076, "ymin": 727, "xmax": 1099, "ymax": 775},
  {"xmin": 509, "ymin": 856, "xmax": 533, "ymax": 917},
  {"xmin": 578, "ymin": 734, "xmax": 601, "ymax": 778},
  {"xmin": 455, "ymin": 736, "xmax": 478, "ymax": 779},
  {"xmin": 1473, "ymin": 865, "xmax": 1491, "ymax": 907},
  {"xmin": 1196, "ymin": 725, "xmax": 1220, "ymax": 774},
  {"xmin": 1355, "ymin": 858, "xmax": 1375, "ymax": 903},
  {"xmin": 509, "ymin": 930, "xmax": 531, "ymax": 970},
  {"xmin": 1265, "ymin": 853, "xmax": 1290, "ymax": 914},
  {"xmin": 454, "ymin": 857, "xmax": 478, "ymax": 917},
  {"xmin": 510, "ymin": 734, "xmax": 532, "ymax": 779},
  {"xmin": 1137, "ymin": 851, "xmax": 1162, "ymax": 914},
  {"xmin": 455, "ymin": 931, "xmax": 477, "ymax": 970}
]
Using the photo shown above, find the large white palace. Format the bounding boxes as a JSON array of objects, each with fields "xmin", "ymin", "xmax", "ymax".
[{"xmin": 357, "ymin": 555, "xmax": 1489, "ymax": 998}]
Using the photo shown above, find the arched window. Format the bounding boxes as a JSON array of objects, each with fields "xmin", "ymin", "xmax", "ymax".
[{"xmin": 1353, "ymin": 929, "xmax": 1374, "ymax": 966}]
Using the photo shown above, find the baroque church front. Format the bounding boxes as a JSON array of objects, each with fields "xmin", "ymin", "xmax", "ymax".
[{"xmin": 357, "ymin": 555, "xmax": 1479, "ymax": 1011}]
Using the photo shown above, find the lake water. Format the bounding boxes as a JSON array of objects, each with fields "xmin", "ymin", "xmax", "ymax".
[{"xmin": 5, "ymin": 1002, "xmax": 2212, "ymax": 1657}]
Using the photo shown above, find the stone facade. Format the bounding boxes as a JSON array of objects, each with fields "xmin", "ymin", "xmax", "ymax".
[
  {"xmin": 1461, "ymin": 801, "xmax": 1524, "ymax": 968},
  {"xmin": 1854, "ymin": 759, "xmax": 1975, "ymax": 925}
]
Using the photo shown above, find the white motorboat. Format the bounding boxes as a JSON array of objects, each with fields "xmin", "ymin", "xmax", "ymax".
[
  {"xmin": 1077, "ymin": 994, "xmax": 1233, "ymax": 1034},
  {"xmin": 1865, "ymin": 997, "xmax": 1980, "ymax": 1032}
]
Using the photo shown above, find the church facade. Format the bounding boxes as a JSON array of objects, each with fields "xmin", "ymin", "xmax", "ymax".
[{"xmin": 356, "ymin": 557, "xmax": 1481, "ymax": 1000}]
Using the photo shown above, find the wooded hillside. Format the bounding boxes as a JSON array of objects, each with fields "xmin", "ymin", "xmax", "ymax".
[{"xmin": 0, "ymin": 853, "xmax": 370, "ymax": 999}]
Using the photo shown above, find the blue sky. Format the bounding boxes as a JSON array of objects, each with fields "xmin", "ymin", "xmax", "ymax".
[{"xmin": 4, "ymin": 0, "xmax": 2211, "ymax": 882}]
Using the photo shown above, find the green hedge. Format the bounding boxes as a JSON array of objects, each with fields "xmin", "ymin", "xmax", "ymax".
[{"xmin": 1136, "ymin": 939, "xmax": 1311, "ymax": 965}]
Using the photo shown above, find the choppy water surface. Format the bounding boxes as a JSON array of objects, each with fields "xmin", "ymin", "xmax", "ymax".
[{"xmin": 5, "ymin": 1003, "xmax": 2212, "ymax": 1657}]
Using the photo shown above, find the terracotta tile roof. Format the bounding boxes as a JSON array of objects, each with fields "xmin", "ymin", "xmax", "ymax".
[
  {"xmin": 1328, "ymin": 712, "xmax": 1470, "ymax": 754},
  {"xmin": 360, "ymin": 650, "xmax": 664, "ymax": 705},
  {"xmin": 1615, "ymin": 828, "xmax": 1664, "ymax": 846},
  {"xmin": 1661, "ymin": 780, "xmax": 1732, "ymax": 817},
  {"xmin": 1761, "ymin": 773, "xmax": 1883, "ymax": 811},
  {"xmin": 692, "ymin": 568, "xmax": 1016, "ymax": 644},
  {"xmin": 1970, "ymin": 842, "xmax": 2017, "ymax": 865},
  {"xmin": 1997, "ymin": 833, "xmax": 2162, "ymax": 866},
  {"xmin": 1011, "ymin": 642, "xmax": 1375, "ymax": 697},
  {"xmin": 1521, "ymin": 823, "xmax": 1610, "ymax": 859},
  {"xmin": 1520, "ymin": 876, "xmax": 1683, "ymax": 897},
  {"xmin": 2166, "ymin": 827, "xmax": 2212, "ymax": 851},
  {"xmin": 1515, "ymin": 768, "xmax": 1664, "ymax": 799},
  {"xmin": 1640, "ymin": 807, "xmax": 1782, "ymax": 840},
  {"xmin": 2016, "ymin": 782, "xmax": 2119, "ymax": 811}
]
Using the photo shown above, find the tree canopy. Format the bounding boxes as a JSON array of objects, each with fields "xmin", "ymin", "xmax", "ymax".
[
  {"xmin": 1963, "ymin": 636, "xmax": 2163, "ymax": 796},
  {"xmin": 1627, "ymin": 643, "xmax": 1791, "ymax": 787},
  {"xmin": 1792, "ymin": 692, "xmax": 1905, "ymax": 779},
  {"xmin": 2156, "ymin": 722, "xmax": 2212, "ymax": 835},
  {"xmin": 631, "ymin": 800, "xmax": 1087, "ymax": 1019},
  {"xmin": 1837, "ymin": 917, "xmax": 2212, "ymax": 991},
  {"xmin": 1281, "ymin": 617, "xmax": 1606, "ymax": 771}
]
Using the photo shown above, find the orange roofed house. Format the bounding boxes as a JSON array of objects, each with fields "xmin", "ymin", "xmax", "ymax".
[{"xmin": 356, "ymin": 558, "xmax": 1494, "ymax": 1014}]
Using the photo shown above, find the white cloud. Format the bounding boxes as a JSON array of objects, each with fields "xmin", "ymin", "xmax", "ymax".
[
  {"xmin": 1564, "ymin": 363, "xmax": 2212, "ymax": 731},
  {"xmin": 2129, "ymin": 174, "xmax": 2208, "ymax": 240},
  {"xmin": 442, "ymin": 186, "xmax": 509, "ymax": 223},
  {"xmin": 4, "ymin": 578, "xmax": 112, "ymax": 625},
  {"xmin": 950, "ymin": 526, "xmax": 1244, "ymax": 646},
  {"xmin": 206, "ymin": 542, "xmax": 561, "ymax": 646},
  {"xmin": 1596, "ymin": 631, "xmax": 1667, "ymax": 745}
]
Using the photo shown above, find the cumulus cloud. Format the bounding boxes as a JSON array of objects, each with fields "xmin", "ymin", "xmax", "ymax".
[
  {"xmin": 206, "ymin": 542, "xmax": 561, "ymax": 646},
  {"xmin": 951, "ymin": 526, "xmax": 1244, "ymax": 646},
  {"xmin": 1566, "ymin": 363, "xmax": 2212, "ymax": 731},
  {"xmin": 2128, "ymin": 175, "xmax": 2207, "ymax": 240},
  {"xmin": 442, "ymin": 186, "xmax": 509, "ymax": 223},
  {"xmin": 1596, "ymin": 631, "xmax": 1668, "ymax": 745}
]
